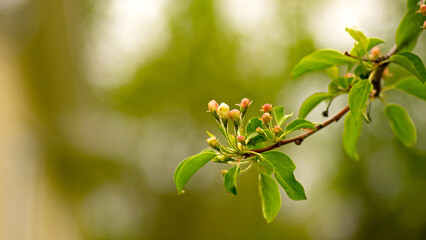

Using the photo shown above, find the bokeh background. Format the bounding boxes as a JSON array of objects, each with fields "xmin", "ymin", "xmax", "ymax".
[{"xmin": 1, "ymin": 0, "xmax": 426, "ymax": 239}]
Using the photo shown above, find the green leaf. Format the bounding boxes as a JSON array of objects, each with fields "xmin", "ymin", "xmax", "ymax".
[
  {"xmin": 342, "ymin": 112, "xmax": 363, "ymax": 160},
  {"xmin": 346, "ymin": 27, "xmax": 369, "ymax": 52},
  {"xmin": 298, "ymin": 92, "xmax": 332, "ymax": 118},
  {"xmin": 258, "ymin": 158, "xmax": 275, "ymax": 175},
  {"xmin": 246, "ymin": 117, "xmax": 263, "ymax": 136},
  {"xmin": 367, "ymin": 37, "xmax": 385, "ymax": 50},
  {"xmin": 348, "ymin": 80, "xmax": 373, "ymax": 122},
  {"xmin": 261, "ymin": 151, "xmax": 307, "ymax": 201},
  {"xmin": 407, "ymin": 0, "xmax": 421, "ymax": 9},
  {"xmin": 393, "ymin": 77, "xmax": 426, "ymax": 101},
  {"xmin": 325, "ymin": 66, "xmax": 339, "ymax": 81},
  {"xmin": 174, "ymin": 149, "xmax": 217, "ymax": 194},
  {"xmin": 224, "ymin": 166, "xmax": 241, "ymax": 195},
  {"xmin": 258, "ymin": 173, "xmax": 281, "ymax": 223},
  {"xmin": 395, "ymin": 6, "xmax": 426, "ymax": 52},
  {"xmin": 389, "ymin": 52, "xmax": 426, "ymax": 84},
  {"xmin": 384, "ymin": 104, "xmax": 417, "ymax": 147},
  {"xmin": 292, "ymin": 50, "xmax": 358, "ymax": 78},
  {"xmin": 285, "ymin": 119, "xmax": 316, "ymax": 134},
  {"xmin": 272, "ymin": 106, "xmax": 285, "ymax": 126}
]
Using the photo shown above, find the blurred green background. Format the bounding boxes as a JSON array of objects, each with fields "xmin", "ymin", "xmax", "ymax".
[{"xmin": 1, "ymin": 0, "xmax": 425, "ymax": 239}]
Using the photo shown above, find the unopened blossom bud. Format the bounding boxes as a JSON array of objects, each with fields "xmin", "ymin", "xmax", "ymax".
[
  {"xmin": 218, "ymin": 103, "xmax": 230, "ymax": 120},
  {"xmin": 229, "ymin": 109, "xmax": 241, "ymax": 122},
  {"xmin": 371, "ymin": 46, "xmax": 380, "ymax": 59},
  {"xmin": 256, "ymin": 127, "xmax": 263, "ymax": 133},
  {"xmin": 240, "ymin": 98, "xmax": 251, "ymax": 109},
  {"xmin": 237, "ymin": 135, "xmax": 245, "ymax": 144},
  {"xmin": 208, "ymin": 100, "xmax": 218, "ymax": 113},
  {"xmin": 262, "ymin": 113, "xmax": 272, "ymax": 125},
  {"xmin": 206, "ymin": 136, "xmax": 218, "ymax": 148},
  {"xmin": 261, "ymin": 104, "xmax": 273, "ymax": 113},
  {"xmin": 273, "ymin": 125, "xmax": 283, "ymax": 135},
  {"xmin": 416, "ymin": 5, "xmax": 426, "ymax": 16},
  {"xmin": 344, "ymin": 73, "xmax": 354, "ymax": 78}
]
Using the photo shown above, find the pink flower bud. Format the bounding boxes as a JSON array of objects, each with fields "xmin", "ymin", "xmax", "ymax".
[
  {"xmin": 208, "ymin": 100, "xmax": 218, "ymax": 113},
  {"xmin": 344, "ymin": 73, "xmax": 354, "ymax": 78},
  {"xmin": 206, "ymin": 136, "xmax": 218, "ymax": 148},
  {"xmin": 273, "ymin": 125, "xmax": 282, "ymax": 135},
  {"xmin": 256, "ymin": 127, "xmax": 263, "ymax": 133},
  {"xmin": 229, "ymin": 109, "xmax": 241, "ymax": 122},
  {"xmin": 262, "ymin": 113, "xmax": 272, "ymax": 124},
  {"xmin": 240, "ymin": 98, "xmax": 251, "ymax": 109},
  {"xmin": 237, "ymin": 135, "xmax": 245, "ymax": 144},
  {"xmin": 371, "ymin": 46, "xmax": 380, "ymax": 59},
  {"xmin": 416, "ymin": 5, "xmax": 426, "ymax": 16},
  {"xmin": 218, "ymin": 103, "xmax": 230, "ymax": 120},
  {"xmin": 261, "ymin": 104, "xmax": 273, "ymax": 113}
]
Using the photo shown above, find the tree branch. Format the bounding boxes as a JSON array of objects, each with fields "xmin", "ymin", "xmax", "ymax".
[
  {"xmin": 251, "ymin": 106, "xmax": 349, "ymax": 154},
  {"xmin": 250, "ymin": 45, "xmax": 399, "ymax": 155}
]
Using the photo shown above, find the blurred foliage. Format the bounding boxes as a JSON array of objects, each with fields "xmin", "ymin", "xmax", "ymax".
[{"xmin": 1, "ymin": 0, "xmax": 426, "ymax": 239}]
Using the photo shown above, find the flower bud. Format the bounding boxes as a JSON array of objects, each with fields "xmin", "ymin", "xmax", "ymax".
[
  {"xmin": 206, "ymin": 136, "xmax": 218, "ymax": 148},
  {"xmin": 237, "ymin": 135, "xmax": 245, "ymax": 144},
  {"xmin": 262, "ymin": 113, "xmax": 272, "ymax": 125},
  {"xmin": 416, "ymin": 5, "xmax": 426, "ymax": 16},
  {"xmin": 371, "ymin": 46, "xmax": 380, "ymax": 59},
  {"xmin": 208, "ymin": 100, "xmax": 218, "ymax": 113},
  {"xmin": 344, "ymin": 73, "xmax": 354, "ymax": 78},
  {"xmin": 239, "ymin": 98, "xmax": 251, "ymax": 115},
  {"xmin": 256, "ymin": 127, "xmax": 263, "ymax": 133},
  {"xmin": 261, "ymin": 104, "xmax": 273, "ymax": 113},
  {"xmin": 273, "ymin": 125, "xmax": 283, "ymax": 135},
  {"xmin": 218, "ymin": 103, "xmax": 230, "ymax": 120},
  {"xmin": 229, "ymin": 109, "xmax": 241, "ymax": 122}
]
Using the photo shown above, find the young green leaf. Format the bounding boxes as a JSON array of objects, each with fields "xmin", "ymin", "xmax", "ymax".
[
  {"xmin": 395, "ymin": 6, "xmax": 426, "ymax": 52},
  {"xmin": 246, "ymin": 117, "xmax": 263, "ymax": 136},
  {"xmin": 298, "ymin": 92, "xmax": 332, "ymax": 118},
  {"xmin": 261, "ymin": 151, "xmax": 307, "ymax": 201},
  {"xmin": 346, "ymin": 27, "xmax": 369, "ymax": 52},
  {"xmin": 258, "ymin": 173, "xmax": 281, "ymax": 223},
  {"xmin": 389, "ymin": 52, "xmax": 426, "ymax": 84},
  {"xmin": 224, "ymin": 166, "xmax": 241, "ymax": 195},
  {"xmin": 325, "ymin": 66, "xmax": 339, "ymax": 81},
  {"xmin": 174, "ymin": 149, "xmax": 217, "ymax": 194},
  {"xmin": 258, "ymin": 158, "xmax": 275, "ymax": 175},
  {"xmin": 285, "ymin": 119, "xmax": 316, "ymax": 134},
  {"xmin": 384, "ymin": 104, "xmax": 417, "ymax": 148},
  {"xmin": 367, "ymin": 37, "xmax": 385, "ymax": 50},
  {"xmin": 348, "ymin": 80, "xmax": 373, "ymax": 122},
  {"xmin": 272, "ymin": 106, "xmax": 286, "ymax": 126},
  {"xmin": 292, "ymin": 50, "xmax": 358, "ymax": 78},
  {"xmin": 393, "ymin": 77, "xmax": 426, "ymax": 101},
  {"xmin": 342, "ymin": 112, "xmax": 363, "ymax": 160}
]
